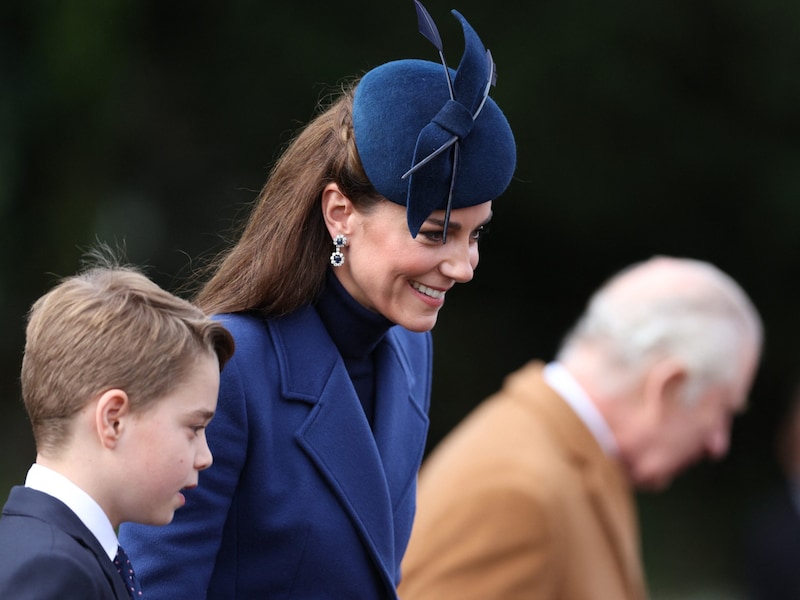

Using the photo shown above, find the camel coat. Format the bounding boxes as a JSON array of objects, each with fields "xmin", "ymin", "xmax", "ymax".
[{"xmin": 398, "ymin": 361, "xmax": 647, "ymax": 600}]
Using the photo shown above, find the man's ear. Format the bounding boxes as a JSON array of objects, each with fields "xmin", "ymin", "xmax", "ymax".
[
  {"xmin": 95, "ymin": 389, "xmax": 131, "ymax": 449},
  {"xmin": 642, "ymin": 358, "xmax": 688, "ymax": 417},
  {"xmin": 321, "ymin": 182, "xmax": 354, "ymax": 238}
]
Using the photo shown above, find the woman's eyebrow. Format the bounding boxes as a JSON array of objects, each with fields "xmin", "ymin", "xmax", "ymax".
[{"xmin": 426, "ymin": 212, "xmax": 493, "ymax": 230}]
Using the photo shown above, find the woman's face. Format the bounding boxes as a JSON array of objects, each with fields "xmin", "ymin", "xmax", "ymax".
[{"xmin": 332, "ymin": 198, "xmax": 493, "ymax": 332}]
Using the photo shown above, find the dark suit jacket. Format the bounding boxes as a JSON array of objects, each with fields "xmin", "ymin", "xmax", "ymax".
[
  {"xmin": 119, "ymin": 307, "xmax": 432, "ymax": 599},
  {"xmin": 0, "ymin": 486, "xmax": 131, "ymax": 599}
]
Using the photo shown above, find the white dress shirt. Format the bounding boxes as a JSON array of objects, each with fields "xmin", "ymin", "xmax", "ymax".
[{"xmin": 543, "ymin": 361, "xmax": 619, "ymax": 457}]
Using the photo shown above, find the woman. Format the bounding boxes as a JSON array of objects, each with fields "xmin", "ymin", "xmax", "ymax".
[{"xmin": 119, "ymin": 3, "xmax": 516, "ymax": 598}]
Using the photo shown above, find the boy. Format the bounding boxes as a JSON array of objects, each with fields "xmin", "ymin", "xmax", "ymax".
[{"xmin": 0, "ymin": 254, "xmax": 235, "ymax": 598}]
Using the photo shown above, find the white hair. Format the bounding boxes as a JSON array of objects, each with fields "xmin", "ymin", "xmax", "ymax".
[{"xmin": 557, "ymin": 257, "xmax": 763, "ymax": 403}]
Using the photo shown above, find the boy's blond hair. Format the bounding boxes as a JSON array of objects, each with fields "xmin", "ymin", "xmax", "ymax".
[{"xmin": 21, "ymin": 252, "xmax": 235, "ymax": 454}]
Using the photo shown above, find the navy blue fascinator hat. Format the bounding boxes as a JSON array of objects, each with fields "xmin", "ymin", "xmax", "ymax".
[{"xmin": 352, "ymin": 1, "xmax": 516, "ymax": 241}]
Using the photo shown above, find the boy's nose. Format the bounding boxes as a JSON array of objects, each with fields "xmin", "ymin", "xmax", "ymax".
[{"xmin": 196, "ymin": 438, "xmax": 213, "ymax": 470}]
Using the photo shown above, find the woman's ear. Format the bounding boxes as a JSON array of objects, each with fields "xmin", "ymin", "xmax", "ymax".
[
  {"xmin": 321, "ymin": 182, "xmax": 353, "ymax": 238},
  {"xmin": 95, "ymin": 389, "xmax": 131, "ymax": 449}
]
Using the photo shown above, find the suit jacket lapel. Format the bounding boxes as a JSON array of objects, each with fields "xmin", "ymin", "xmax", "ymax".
[{"xmin": 4, "ymin": 487, "xmax": 130, "ymax": 599}]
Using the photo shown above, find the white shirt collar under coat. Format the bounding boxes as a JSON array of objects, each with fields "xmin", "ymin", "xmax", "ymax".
[
  {"xmin": 25, "ymin": 463, "xmax": 119, "ymax": 560},
  {"xmin": 543, "ymin": 361, "xmax": 619, "ymax": 457}
]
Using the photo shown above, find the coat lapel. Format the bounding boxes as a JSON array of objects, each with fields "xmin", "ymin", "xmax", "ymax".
[
  {"xmin": 520, "ymin": 366, "xmax": 646, "ymax": 598},
  {"xmin": 580, "ymin": 450, "xmax": 645, "ymax": 598},
  {"xmin": 296, "ymin": 367, "xmax": 396, "ymax": 577},
  {"xmin": 371, "ymin": 332, "xmax": 429, "ymax": 510},
  {"xmin": 269, "ymin": 307, "xmax": 426, "ymax": 586}
]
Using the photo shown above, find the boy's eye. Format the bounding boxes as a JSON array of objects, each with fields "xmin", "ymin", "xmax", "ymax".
[{"xmin": 191, "ymin": 425, "xmax": 206, "ymax": 435}]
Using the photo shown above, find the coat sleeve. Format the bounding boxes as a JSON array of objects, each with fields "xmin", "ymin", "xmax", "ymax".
[{"xmin": 118, "ymin": 326, "xmax": 251, "ymax": 600}]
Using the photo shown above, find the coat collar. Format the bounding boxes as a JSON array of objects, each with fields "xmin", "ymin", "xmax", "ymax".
[
  {"xmin": 268, "ymin": 306, "xmax": 428, "ymax": 588},
  {"xmin": 509, "ymin": 361, "xmax": 646, "ymax": 598}
]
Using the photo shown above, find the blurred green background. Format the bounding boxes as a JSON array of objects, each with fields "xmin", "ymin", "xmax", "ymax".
[{"xmin": 3, "ymin": 1, "xmax": 800, "ymax": 597}]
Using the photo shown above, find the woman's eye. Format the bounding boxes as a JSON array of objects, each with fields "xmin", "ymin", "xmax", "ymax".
[
  {"xmin": 471, "ymin": 225, "xmax": 488, "ymax": 241},
  {"xmin": 420, "ymin": 230, "xmax": 445, "ymax": 242}
]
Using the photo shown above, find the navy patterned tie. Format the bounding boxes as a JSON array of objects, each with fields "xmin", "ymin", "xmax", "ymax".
[{"xmin": 114, "ymin": 545, "xmax": 143, "ymax": 598}]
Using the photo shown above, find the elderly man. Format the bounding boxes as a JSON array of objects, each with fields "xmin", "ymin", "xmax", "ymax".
[{"xmin": 398, "ymin": 256, "xmax": 763, "ymax": 600}]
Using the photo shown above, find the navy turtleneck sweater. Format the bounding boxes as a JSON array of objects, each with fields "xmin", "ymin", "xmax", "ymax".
[{"xmin": 314, "ymin": 269, "xmax": 393, "ymax": 427}]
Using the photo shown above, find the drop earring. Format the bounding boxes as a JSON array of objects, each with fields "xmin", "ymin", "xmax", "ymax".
[{"xmin": 330, "ymin": 234, "xmax": 348, "ymax": 267}]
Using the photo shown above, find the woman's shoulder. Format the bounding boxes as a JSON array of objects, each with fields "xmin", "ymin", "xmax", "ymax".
[
  {"xmin": 214, "ymin": 311, "xmax": 268, "ymax": 339},
  {"xmin": 214, "ymin": 307, "xmax": 324, "ymax": 355}
]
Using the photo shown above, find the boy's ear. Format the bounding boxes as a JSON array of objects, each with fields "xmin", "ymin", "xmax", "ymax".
[
  {"xmin": 321, "ymin": 182, "xmax": 354, "ymax": 238},
  {"xmin": 95, "ymin": 389, "xmax": 131, "ymax": 449}
]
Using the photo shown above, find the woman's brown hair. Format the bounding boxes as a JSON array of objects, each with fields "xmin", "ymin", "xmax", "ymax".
[{"xmin": 195, "ymin": 82, "xmax": 383, "ymax": 317}]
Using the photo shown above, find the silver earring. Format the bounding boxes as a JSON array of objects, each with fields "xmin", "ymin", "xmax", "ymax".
[{"xmin": 330, "ymin": 234, "xmax": 348, "ymax": 267}]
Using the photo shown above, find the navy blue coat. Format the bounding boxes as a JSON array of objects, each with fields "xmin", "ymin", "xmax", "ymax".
[
  {"xmin": 119, "ymin": 306, "xmax": 432, "ymax": 599},
  {"xmin": 0, "ymin": 486, "xmax": 131, "ymax": 599}
]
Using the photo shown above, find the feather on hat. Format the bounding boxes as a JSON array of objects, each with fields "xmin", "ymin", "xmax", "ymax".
[{"xmin": 352, "ymin": 1, "xmax": 517, "ymax": 240}]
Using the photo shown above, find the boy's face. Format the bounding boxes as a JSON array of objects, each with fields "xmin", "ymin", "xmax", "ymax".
[{"xmin": 119, "ymin": 352, "xmax": 220, "ymax": 525}]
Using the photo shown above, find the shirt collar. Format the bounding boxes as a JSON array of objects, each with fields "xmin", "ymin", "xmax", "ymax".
[
  {"xmin": 543, "ymin": 361, "xmax": 619, "ymax": 457},
  {"xmin": 25, "ymin": 463, "xmax": 119, "ymax": 560}
]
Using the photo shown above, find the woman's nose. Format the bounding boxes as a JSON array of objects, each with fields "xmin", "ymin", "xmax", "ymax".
[{"xmin": 439, "ymin": 239, "xmax": 478, "ymax": 283}]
